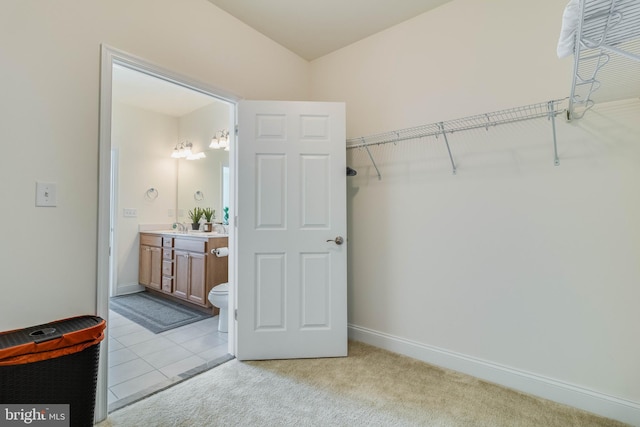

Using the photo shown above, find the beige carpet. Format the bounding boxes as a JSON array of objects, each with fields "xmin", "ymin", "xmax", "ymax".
[{"xmin": 97, "ymin": 341, "xmax": 627, "ymax": 426}]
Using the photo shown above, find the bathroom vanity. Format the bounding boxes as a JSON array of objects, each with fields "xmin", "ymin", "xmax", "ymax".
[{"xmin": 139, "ymin": 232, "xmax": 228, "ymax": 310}]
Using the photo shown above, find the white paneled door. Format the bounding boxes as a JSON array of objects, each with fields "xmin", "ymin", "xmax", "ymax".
[{"xmin": 236, "ymin": 101, "xmax": 347, "ymax": 360}]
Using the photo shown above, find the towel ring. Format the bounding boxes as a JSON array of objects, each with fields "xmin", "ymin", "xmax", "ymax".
[
  {"xmin": 194, "ymin": 190, "xmax": 204, "ymax": 201},
  {"xmin": 145, "ymin": 187, "xmax": 159, "ymax": 200}
]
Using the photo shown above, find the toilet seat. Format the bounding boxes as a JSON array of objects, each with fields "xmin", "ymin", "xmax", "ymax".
[{"xmin": 210, "ymin": 282, "xmax": 228, "ymax": 295}]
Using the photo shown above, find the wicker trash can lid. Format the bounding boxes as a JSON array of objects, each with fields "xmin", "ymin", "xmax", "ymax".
[{"xmin": 0, "ymin": 315, "xmax": 105, "ymax": 366}]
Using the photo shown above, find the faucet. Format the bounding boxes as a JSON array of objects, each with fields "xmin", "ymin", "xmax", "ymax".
[
  {"xmin": 213, "ymin": 223, "xmax": 228, "ymax": 234},
  {"xmin": 172, "ymin": 222, "xmax": 188, "ymax": 233}
]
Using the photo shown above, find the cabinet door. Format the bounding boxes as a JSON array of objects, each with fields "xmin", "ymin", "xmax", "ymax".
[
  {"xmin": 174, "ymin": 250, "xmax": 189, "ymax": 300},
  {"xmin": 149, "ymin": 246, "xmax": 162, "ymax": 290},
  {"xmin": 187, "ymin": 252, "xmax": 206, "ymax": 305},
  {"xmin": 139, "ymin": 245, "xmax": 151, "ymax": 286}
]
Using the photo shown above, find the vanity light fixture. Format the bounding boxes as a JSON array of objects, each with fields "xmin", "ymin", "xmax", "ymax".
[
  {"xmin": 187, "ymin": 151, "xmax": 206, "ymax": 160},
  {"xmin": 210, "ymin": 130, "xmax": 230, "ymax": 150},
  {"xmin": 219, "ymin": 130, "xmax": 229, "ymax": 150},
  {"xmin": 171, "ymin": 141, "xmax": 205, "ymax": 160},
  {"xmin": 171, "ymin": 141, "xmax": 192, "ymax": 158}
]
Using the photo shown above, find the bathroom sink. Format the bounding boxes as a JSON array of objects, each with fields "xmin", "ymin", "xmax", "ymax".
[
  {"xmin": 145, "ymin": 230, "xmax": 227, "ymax": 237},
  {"xmin": 152, "ymin": 229, "xmax": 184, "ymax": 235}
]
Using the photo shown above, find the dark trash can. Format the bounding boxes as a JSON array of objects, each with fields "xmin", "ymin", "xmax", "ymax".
[{"xmin": 0, "ymin": 315, "xmax": 106, "ymax": 427}]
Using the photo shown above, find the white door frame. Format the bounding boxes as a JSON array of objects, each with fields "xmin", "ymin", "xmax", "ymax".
[
  {"xmin": 97, "ymin": 44, "xmax": 240, "ymax": 422},
  {"xmin": 109, "ymin": 148, "xmax": 119, "ymax": 298}
]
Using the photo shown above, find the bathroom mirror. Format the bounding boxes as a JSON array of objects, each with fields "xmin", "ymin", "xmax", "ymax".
[
  {"xmin": 174, "ymin": 99, "xmax": 232, "ymax": 225},
  {"xmin": 176, "ymin": 148, "xmax": 229, "ymax": 224}
]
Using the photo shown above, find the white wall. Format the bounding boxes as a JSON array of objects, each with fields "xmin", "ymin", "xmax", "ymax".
[
  {"xmin": 310, "ymin": 0, "xmax": 640, "ymax": 423},
  {"xmin": 0, "ymin": 0, "xmax": 309, "ymax": 331}
]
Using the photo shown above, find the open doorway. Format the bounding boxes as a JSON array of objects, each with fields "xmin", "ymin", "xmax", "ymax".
[{"xmin": 97, "ymin": 45, "xmax": 238, "ymax": 417}]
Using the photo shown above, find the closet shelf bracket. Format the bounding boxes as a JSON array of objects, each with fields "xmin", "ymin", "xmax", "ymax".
[
  {"xmin": 548, "ymin": 100, "xmax": 560, "ymax": 166},
  {"xmin": 438, "ymin": 122, "xmax": 457, "ymax": 175},
  {"xmin": 362, "ymin": 138, "xmax": 382, "ymax": 180}
]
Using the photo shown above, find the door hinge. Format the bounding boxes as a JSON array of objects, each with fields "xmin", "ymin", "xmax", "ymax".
[
  {"xmin": 234, "ymin": 309, "xmax": 237, "ymax": 320},
  {"xmin": 234, "ymin": 125, "xmax": 238, "ymax": 136}
]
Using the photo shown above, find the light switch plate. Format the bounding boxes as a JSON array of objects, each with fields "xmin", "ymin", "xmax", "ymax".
[{"xmin": 36, "ymin": 181, "xmax": 57, "ymax": 207}]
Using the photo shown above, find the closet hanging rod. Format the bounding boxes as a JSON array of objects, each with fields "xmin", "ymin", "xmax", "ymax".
[{"xmin": 346, "ymin": 99, "xmax": 566, "ymax": 150}]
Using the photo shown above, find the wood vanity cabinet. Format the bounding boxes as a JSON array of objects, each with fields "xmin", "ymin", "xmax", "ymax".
[
  {"xmin": 139, "ymin": 233, "xmax": 228, "ymax": 309},
  {"xmin": 139, "ymin": 234, "xmax": 162, "ymax": 290},
  {"xmin": 161, "ymin": 237, "xmax": 174, "ymax": 293}
]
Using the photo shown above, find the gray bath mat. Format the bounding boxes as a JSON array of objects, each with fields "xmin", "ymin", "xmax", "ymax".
[{"xmin": 110, "ymin": 292, "xmax": 211, "ymax": 333}]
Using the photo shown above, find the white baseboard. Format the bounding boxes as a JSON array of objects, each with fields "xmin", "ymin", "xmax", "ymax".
[
  {"xmin": 115, "ymin": 283, "xmax": 144, "ymax": 296},
  {"xmin": 348, "ymin": 324, "xmax": 640, "ymax": 426}
]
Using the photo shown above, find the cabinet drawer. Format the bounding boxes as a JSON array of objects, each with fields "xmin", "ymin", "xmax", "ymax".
[
  {"xmin": 163, "ymin": 237, "xmax": 174, "ymax": 248},
  {"xmin": 174, "ymin": 239, "xmax": 205, "ymax": 253},
  {"xmin": 162, "ymin": 260, "xmax": 173, "ymax": 276},
  {"xmin": 162, "ymin": 249, "xmax": 173, "ymax": 260},
  {"xmin": 162, "ymin": 276, "xmax": 173, "ymax": 293},
  {"xmin": 140, "ymin": 234, "xmax": 162, "ymax": 247}
]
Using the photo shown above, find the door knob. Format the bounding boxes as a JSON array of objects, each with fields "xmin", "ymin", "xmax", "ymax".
[{"xmin": 326, "ymin": 236, "xmax": 344, "ymax": 245}]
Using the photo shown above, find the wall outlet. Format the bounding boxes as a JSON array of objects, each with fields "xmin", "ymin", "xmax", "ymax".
[
  {"xmin": 123, "ymin": 208, "xmax": 137, "ymax": 218},
  {"xmin": 36, "ymin": 181, "xmax": 57, "ymax": 207}
]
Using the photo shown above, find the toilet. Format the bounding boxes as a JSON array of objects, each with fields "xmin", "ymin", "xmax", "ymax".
[{"xmin": 208, "ymin": 282, "xmax": 229, "ymax": 332}]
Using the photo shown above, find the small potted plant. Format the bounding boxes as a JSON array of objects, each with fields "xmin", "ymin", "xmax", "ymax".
[
  {"xmin": 188, "ymin": 207, "xmax": 203, "ymax": 230},
  {"xmin": 202, "ymin": 207, "xmax": 215, "ymax": 232}
]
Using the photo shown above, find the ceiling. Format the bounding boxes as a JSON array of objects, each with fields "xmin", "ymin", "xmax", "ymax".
[{"xmin": 206, "ymin": 0, "xmax": 453, "ymax": 60}]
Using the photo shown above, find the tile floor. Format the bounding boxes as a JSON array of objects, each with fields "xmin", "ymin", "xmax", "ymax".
[{"xmin": 107, "ymin": 309, "xmax": 231, "ymax": 412}]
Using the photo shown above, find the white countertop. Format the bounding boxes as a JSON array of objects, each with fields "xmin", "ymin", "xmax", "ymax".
[{"xmin": 142, "ymin": 230, "xmax": 228, "ymax": 239}]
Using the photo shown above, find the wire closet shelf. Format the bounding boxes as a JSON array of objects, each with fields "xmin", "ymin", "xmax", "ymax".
[{"xmin": 346, "ymin": 100, "xmax": 566, "ymax": 179}]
